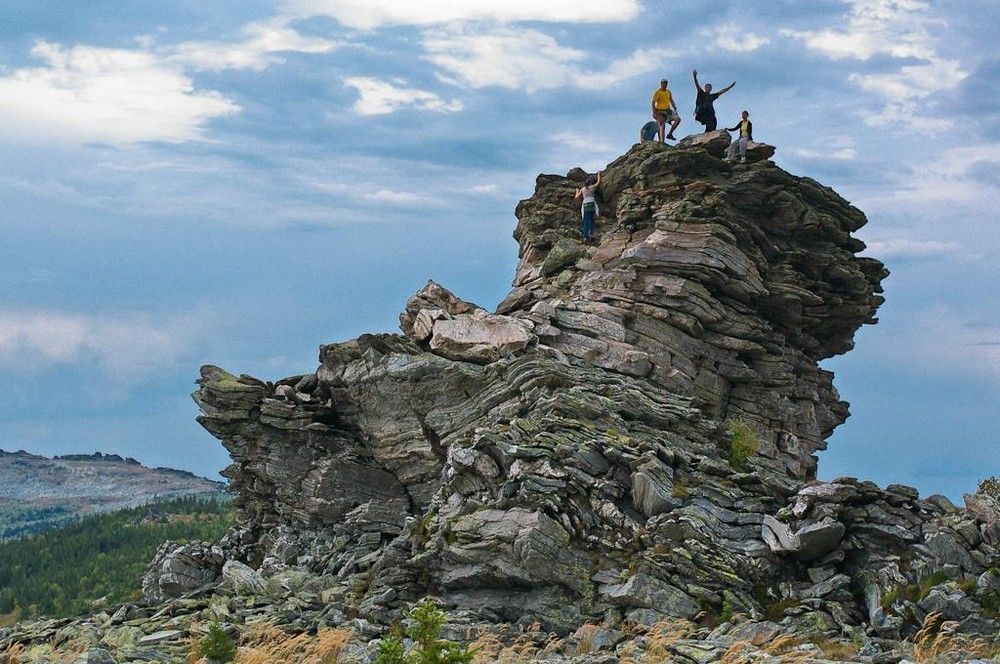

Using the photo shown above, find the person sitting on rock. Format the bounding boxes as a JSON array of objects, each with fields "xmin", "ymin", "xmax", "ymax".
[
  {"xmin": 725, "ymin": 110, "xmax": 753, "ymax": 163},
  {"xmin": 651, "ymin": 79, "xmax": 680, "ymax": 141},
  {"xmin": 574, "ymin": 171, "xmax": 601, "ymax": 243},
  {"xmin": 640, "ymin": 120, "xmax": 659, "ymax": 143},
  {"xmin": 692, "ymin": 69, "xmax": 735, "ymax": 133}
]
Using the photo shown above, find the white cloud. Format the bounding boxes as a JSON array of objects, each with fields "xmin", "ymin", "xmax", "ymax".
[
  {"xmin": 343, "ymin": 76, "xmax": 463, "ymax": 115},
  {"xmin": 868, "ymin": 144, "xmax": 1000, "ymax": 208},
  {"xmin": 794, "ymin": 136, "xmax": 857, "ymax": 160},
  {"xmin": 780, "ymin": 0, "xmax": 966, "ymax": 131},
  {"xmin": 365, "ymin": 188, "xmax": 441, "ymax": 205},
  {"xmin": 862, "ymin": 238, "xmax": 964, "ymax": 259},
  {"xmin": 781, "ymin": 0, "xmax": 932, "ymax": 61},
  {"xmin": 0, "ymin": 311, "xmax": 203, "ymax": 378},
  {"xmin": 0, "ymin": 41, "xmax": 239, "ymax": 145},
  {"xmin": 551, "ymin": 132, "xmax": 614, "ymax": 154},
  {"xmin": 850, "ymin": 58, "xmax": 966, "ymax": 130},
  {"xmin": 168, "ymin": 20, "xmax": 337, "ymax": 71},
  {"xmin": 281, "ymin": 0, "xmax": 640, "ymax": 29},
  {"xmin": 704, "ymin": 24, "xmax": 770, "ymax": 53},
  {"xmin": 423, "ymin": 27, "xmax": 671, "ymax": 92}
]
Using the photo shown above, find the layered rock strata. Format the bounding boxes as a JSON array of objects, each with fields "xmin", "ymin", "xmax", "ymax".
[{"xmin": 3, "ymin": 136, "xmax": 997, "ymax": 663}]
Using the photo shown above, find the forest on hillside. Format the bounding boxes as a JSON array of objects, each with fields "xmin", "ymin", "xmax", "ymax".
[{"xmin": 0, "ymin": 495, "xmax": 233, "ymax": 624}]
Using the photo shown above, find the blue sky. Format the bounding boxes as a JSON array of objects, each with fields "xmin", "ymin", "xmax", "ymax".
[{"xmin": 0, "ymin": 0, "xmax": 996, "ymax": 500}]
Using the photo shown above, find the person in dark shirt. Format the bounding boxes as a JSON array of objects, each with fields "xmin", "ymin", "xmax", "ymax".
[
  {"xmin": 725, "ymin": 110, "xmax": 753, "ymax": 162},
  {"xmin": 692, "ymin": 69, "xmax": 735, "ymax": 132}
]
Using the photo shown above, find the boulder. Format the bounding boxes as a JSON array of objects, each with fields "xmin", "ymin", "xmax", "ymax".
[
  {"xmin": 761, "ymin": 515, "xmax": 845, "ymax": 561},
  {"xmin": 541, "ymin": 238, "xmax": 587, "ymax": 276},
  {"xmin": 676, "ymin": 130, "xmax": 731, "ymax": 157},
  {"xmin": 400, "ymin": 280, "xmax": 483, "ymax": 340},
  {"xmin": 141, "ymin": 541, "xmax": 224, "ymax": 601},
  {"xmin": 222, "ymin": 559, "xmax": 266, "ymax": 595},
  {"xmin": 429, "ymin": 312, "xmax": 534, "ymax": 364},
  {"xmin": 744, "ymin": 141, "xmax": 776, "ymax": 162},
  {"xmin": 601, "ymin": 573, "xmax": 700, "ymax": 617}
]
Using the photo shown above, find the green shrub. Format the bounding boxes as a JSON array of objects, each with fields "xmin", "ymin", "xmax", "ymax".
[
  {"xmin": 719, "ymin": 599, "xmax": 734, "ymax": 623},
  {"xmin": 198, "ymin": 623, "xmax": 236, "ymax": 663},
  {"xmin": 375, "ymin": 599, "xmax": 476, "ymax": 664},
  {"xmin": 881, "ymin": 570, "xmax": 951, "ymax": 614},
  {"xmin": 727, "ymin": 419, "xmax": 760, "ymax": 470},
  {"xmin": 978, "ymin": 476, "xmax": 1000, "ymax": 500}
]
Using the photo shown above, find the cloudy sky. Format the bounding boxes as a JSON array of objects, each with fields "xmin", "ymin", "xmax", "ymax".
[{"xmin": 1, "ymin": 0, "xmax": 996, "ymax": 499}]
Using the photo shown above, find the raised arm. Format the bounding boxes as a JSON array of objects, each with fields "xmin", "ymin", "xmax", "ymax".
[
  {"xmin": 595, "ymin": 171, "xmax": 602, "ymax": 186},
  {"xmin": 717, "ymin": 81, "xmax": 736, "ymax": 96},
  {"xmin": 692, "ymin": 69, "xmax": 703, "ymax": 92}
]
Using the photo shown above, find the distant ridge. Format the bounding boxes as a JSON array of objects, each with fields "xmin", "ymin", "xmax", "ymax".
[{"xmin": 0, "ymin": 448, "xmax": 226, "ymax": 539}]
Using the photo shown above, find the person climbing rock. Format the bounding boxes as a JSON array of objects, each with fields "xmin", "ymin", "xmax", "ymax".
[
  {"xmin": 651, "ymin": 79, "xmax": 680, "ymax": 141},
  {"xmin": 692, "ymin": 69, "xmax": 735, "ymax": 132},
  {"xmin": 574, "ymin": 171, "xmax": 601, "ymax": 243},
  {"xmin": 725, "ymin": 110, "xmax": 753, "ymax": 163},
  {"xmin": 640, "ymin": 120, "xmax": 659, "ymax": 143}
]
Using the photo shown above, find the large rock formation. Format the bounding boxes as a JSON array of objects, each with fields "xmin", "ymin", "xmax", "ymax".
[
  {"xmin": 190, "ymin": 140, "xmax": 996, "ymax": 632},
  {"xmin": 4, "ymin": 138, "xmax": 997, "ymax": 663}
]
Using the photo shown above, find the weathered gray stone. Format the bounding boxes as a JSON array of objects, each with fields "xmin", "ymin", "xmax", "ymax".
[
  {"xmin": 601, "ymin": 574, "xmax": 700, "ymax": 617},
  {"xmin": 221, "ymin": 559, "xmax": 266, "ymax": 595},
  {"xmin": 429, "ymin": 312, "xmax": 534, "ymax": 364},
  {"xmin": 676, "ymin": 130, "xmax": 731, "ymax": 157}
]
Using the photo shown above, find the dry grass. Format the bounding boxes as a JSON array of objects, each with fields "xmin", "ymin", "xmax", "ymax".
[
  {"xmin": 224, "ymin": 623, "xmax": 352, "ymax": 664},
  {"xmin": 643, "ymin": 619, "xmax": 695, "ymax": 662},
  {"xmin": 910, "ymin": 611, "xmax": 1000, "ymax": 663},
  {"xmin": 720, "ymin": 640, "xmax": 756, "ymax": 664},
  {"xmin": 813, "ymin": 639, "xmax": 859, "ymax": 661},
  {"xmin": 4, "ymin": 643, "xmax": 24, "ymax": 664},
  {"xmin": 467, "ymin": 623, "xmax": 564, "ymax": 664},
  {"xmin": 573, "ymin": 623, "xmax": 600, "ymax": 655}
]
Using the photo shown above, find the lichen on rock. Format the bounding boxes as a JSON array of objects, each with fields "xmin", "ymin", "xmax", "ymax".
[{"xmin": 4, "ymin": 137, "xmax": 997, "ymax": 663}]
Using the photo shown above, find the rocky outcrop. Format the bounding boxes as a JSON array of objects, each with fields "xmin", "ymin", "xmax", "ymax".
[{"xmin": 4, "ymin": 136, "xmax": 997, "ymax": 663}]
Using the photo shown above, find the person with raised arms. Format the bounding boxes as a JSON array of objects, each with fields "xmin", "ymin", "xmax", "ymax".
[{"xmin": 692, "ymin": 69, "xmax": 735, "ymax": 132}]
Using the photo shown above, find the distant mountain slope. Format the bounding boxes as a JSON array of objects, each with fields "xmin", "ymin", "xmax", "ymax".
[
  {"xmin": 0, "ymin": 449, "xmax": 226, "ymax": 539},
  {"xmin": 0, "ymin": 494, "xmax": 233, "ymax": 623}
]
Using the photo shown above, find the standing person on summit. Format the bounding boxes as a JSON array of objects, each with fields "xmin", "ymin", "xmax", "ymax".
[
  {"xmin": 692, "ymin": 69, "xmax": 735, "ymax": 132},
  {"xmin": 725, "ymin": 110, "xmax": 753, "ymax": 162},
  {"xmin": 574, "ymin": 171, "xmax": 601, "ymax": 243},
  {"xmin": 651, "ymin": 79, "xmax": 680, "ymax": 142}
]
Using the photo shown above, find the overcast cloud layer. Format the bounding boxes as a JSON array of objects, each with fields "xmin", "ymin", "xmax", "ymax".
[{"xmin": 0, "ymin": 0, "xmax": 997, "ymax": 498}]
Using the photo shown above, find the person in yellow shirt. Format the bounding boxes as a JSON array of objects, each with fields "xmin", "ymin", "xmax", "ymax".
[{"xmin": 651, "ymin": 79, "xmax": 681, "ymax": 142}]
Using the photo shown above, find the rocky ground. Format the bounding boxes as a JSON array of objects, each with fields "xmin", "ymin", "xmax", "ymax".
[
  {"xmin": 0, "ymin": 450, "xmax": 226, "ymax": 539},
  {"xmin": 2, "ymin": 132, "xmax": 997, "ymax": 663}
]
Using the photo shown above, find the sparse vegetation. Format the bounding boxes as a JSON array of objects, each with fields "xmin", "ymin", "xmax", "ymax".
[
  {"xmin": 726, "ymin": 418, "xmax": 760, "ymax": 470},
  {"xmin": 234, "ymin": 623, "xmax": 351, "ymax": 664},
  {"xmin": 197, "ymin": 623, "xmax": 236, "ymax": 663},
  {"xmin": 670, "ymin": 479, "xmax": 690, "ymax": 499},
  {"xmin": 376, "ymin": 599, "xmax": 477, "ymax": 664},
  {"xmin": 978, "ymin": 476, "xmax": 1000, "ymax": 500},
  {"xmin": 910, "ymin": 611, "xmax": 1000, "ymax": 663},
  {"xmin": 881, "ymin": 570, "xmax": 949, "ymax": 613}
]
